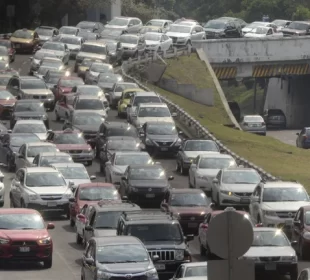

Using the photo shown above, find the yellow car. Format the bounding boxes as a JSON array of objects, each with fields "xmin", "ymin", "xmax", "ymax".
[
  {"xmin": 117, "ymin": 88, "xmax": 144, "ymax": 117},
  {"xmin": 10, "ymin": 29, "xmax": 39, "ymax": 53}
]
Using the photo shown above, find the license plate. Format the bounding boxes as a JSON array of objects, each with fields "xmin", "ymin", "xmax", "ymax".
[
  {"xmin": 265, "ymin": 263, "xmax": 276, "ymax": 270},
  {"xmin": 146, "ymin": 194, "xmax": 155, "ymax": 198},
  {"xmin": 19, "ymin": 247, "xmax": 30, "ymax": 252},
  {"xmin": 285, "ymin": 220, "xmax": 293, "ymax": 225},
  {"xmin": 48, "ymin": 202, "xmax": 57, "ymax": 207},
  {"xmin": 155, "ymin": 264, "xmax": 165, "ymax": 270},
  {"xmin": 240, "ymin": 198, "xmax": 250, "ymax": 204},
  {"xmin": 160, "ymin": 147, "xmax": 168, "ymax": 151},
  {"xmin": 250, "ymin": 124, "xmax": 258, "ymax": 127},
  {"xmin": 188, "ymin": 222, "xmax": 198, "ymax": 228}
]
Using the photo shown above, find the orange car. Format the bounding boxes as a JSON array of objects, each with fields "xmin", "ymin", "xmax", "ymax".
[{"xmin": 10, "ymin": 28, "xmax": 40, "ymax": 53}]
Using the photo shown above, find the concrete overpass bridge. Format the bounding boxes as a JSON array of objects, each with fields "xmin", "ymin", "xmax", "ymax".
[{"xmin": 192, "ymin": 37, "xmax": 310, "ymax": 128}]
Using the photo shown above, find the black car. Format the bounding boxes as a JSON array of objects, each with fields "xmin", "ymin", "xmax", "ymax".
[
  {"xmin": 63, "ymin": 111, "xmax": 105, "ymax": 148},
  {"xmin": 0, "ymin": 133, "xmax": 40, "ymax": 171},
  {"xmin": 263, "ymin": 108, "xmax": 286, "ymax": 128},
  {"xmin": 99, "ymin": 136, "xmax": 143, "ymax": 173},
  {"xmin": 98, "ymin": 39, "xmax": 124, "ymax": 65},
  {"xmin": 204, "ymin": 18, "xmax": 241, "ymax": 38},
  {"xmin": 140, "ymin": 121, "xmax": 182, "ymax": 155},
  {"xmin": 95, "ymin": 121, "xmax": 140, "ymax": 158},
  {"xmin": 117, "ymin": 211, "xmax": 193, "ymax": 276},
  {"xmin": 95, "ymin": 73, "xmax": 123, "ymax": 93},
  {"xmin": 120, "ymin": 164, "xmax": 174, "ymax": 206},
  {"xmin": 10, "ymin": 100, "xmax": 49, "ymax": 129}
]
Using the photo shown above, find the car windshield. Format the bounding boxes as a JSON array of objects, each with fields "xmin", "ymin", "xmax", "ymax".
[
  {"xmin": 107, "ymin": 140, "xmax": 139, "ymax": 151},
  {"xmin": 184, "ymin": 140, "xmax": 219, "ymax": 152},
  {"xmin": 57, "ymin": 166, "xmax": 89, "ymax": 179},
  {"xmin": 262, "ymin": 187, "xmax": 309, "ymax": 202},
  {"xmin": 11, "ymin": 135, "xmax": 40, "ymax": 146},
  {"xmin": 13, "ymin": 123, "xmax": 46, "ymax": 133},
  {"xmin": 144, "ymin": 33, "xmax": 161, "ymax": 41},
  {"xmin": 79, "ymin": 186, "xmax": 120, "ymax": 201},
  {"xmin": 15, "ymin": 102, "xmax": 45, "ymax": 112},
  {"xmin": 252, "ymin": 230, "xmax": 289, "ymax": 247},
  {"xmin": 204, "ymin": 20, "xmax": 226, "ymax": 29},
  {"xmin": 0, "ymin": 76, "xmax": 9, "ymax": 86},
  {"xmin": 26, "ymin": 172, "xmax": 66, "ymax": 186},
  {"xmin": 0, "ymin": 90, "xmax": 14, "ymax": 99},
  {"xmin": 244, "ymin": 116, "xmax": 264, "ymax": 122},
  {"xmin": 98, "ymin": 74, "xmax": 122, "ymax": 83},
  {"xmin": 75, "ymin": 99, "xmax": 103, "ymax": 110},
  {"xmin": 73, "ymin": 114, "xmax": 104, "ymax": 125},
  {"xmin": 40, "ymin": 155, "xmax": 72, "ymax": 166},
  {"xmin": 94, "ymin": 211, "xmax": 124, "ymax": 229},
  {"xmin": 81, "ymin": 44, "xmax": 107, "ymax": 54},
  {"xmin": 147, "ymin": 123, "xmax": 177, "ymax": 135},
  {"xmin": 222, "ymin": 170, "xmax": 261, "ymax": 184},
  {"xmin": 59, "ymin": 27, "xmax": 77, "ymax": 35},
  {"xmin": 12, "ymin": 30, "xmax": 33, "ymax": 39},
  {"xmin": 146, "ymin": 20, "xmax": 163, "ymax": 27},
  {"xmin": 60, "ymin": 79, "xmax": 84, "ymax": 87},
  {"xmin": 34, "ymin": 51, "xmax": 57, "ymax": 60},
  {"xmin": 199, "ymin": 157, "xmax": 237, "ymax": 169},
  {"xmin": 133, "ymin": 96, "xmax": 160, "ymax": 105},
  {"xmin": 185, "ymin": 266, "xmax": 208, "ymax": 277},
  {"xmin": 90, "ymin": 64, "xmax": 112, "ymax": 73},
  {"xmin": 170, "ymin": 192, "xmax": 209, "ymax": 206},
  {"xmin": 21, "ymin": 79, "xmax": 47, "ymax": 89},
  {"xmin": 288, "ymin": 22, "xmax": 309, "ymax": 30},
  {"xmin": 109, "ymin": 18, "xmax": 129, "ymax": 26},
  {"xmin": 97, "ymin": 244, "xmax": 149, "ymax": 263},
  {"xmin": 27, "ymin": 146, "xmax": 57, "ymax": 157},
  {"xmin": 107, "ymin": 127, "xmax": 138, "ymax": 137},
  {"xmin": 138, "ymin": 107, "xmax": 170, "ymax": 117},
  {"xmin": 42, "ymin": 42, "xmax": 65, "ymax": 51},
  {"xmin": 115, "ymin": 154, "xmax": 152, "ymax": 165},
  {"xmin": 41, "ymin": 59, "xmax": 63, "ymax": 68},
  {"xmin": 53, "ymin": 133, "xmax": 86, "ymax": 144},
  {"xmin": 0, "ymin": 47, "xmax": 8, "ymax": 55},
  {"xmin": 36, "ymin": 28, "xmax": 53, "ymax": 36},
  {"xmin": 60, "ymin": 37, "xmax": 80, "ymax": 45},
  {"xmin": 0, "ymin": 213, "xmax": 45, "ymax": 230},
  {"xmin": 169, "ymin": 25, "xmax": 191, "ymax": 33},
  {"xmin": 130, "ymin": 167, "xmax": 166, "ymax": 180},
  {"xmin": 115, "ymin": 83, "xmax": 138, "ymax": 92},
  {"xmin": 120, "ymin": 36, "xmax": 138, "ymax": 44},
  {"xmin": 250, "ymin": 27, "xmax": 269, "ymax": 34}
]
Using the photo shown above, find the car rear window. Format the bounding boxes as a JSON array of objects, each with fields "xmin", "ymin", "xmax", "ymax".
[{"xmin": 268, "ymin": 109, "xmax": 284, "ymax": 115}]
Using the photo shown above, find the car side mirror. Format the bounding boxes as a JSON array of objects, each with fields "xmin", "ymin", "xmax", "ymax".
[
  {"xmin": 213, "ymin": 178, "xmax": 219, "ymax": 184},
  {"xmin": 186, "ymin": 234, "xmax": 194, "ymax": 241},
  {"xmin": 85, "ymin": 225, "xmax": 93, "ymax": 231},
  {"xmin": 47, "ymin": 223, "xmax": 55, "ymax": 230},
  {"xmin": 168, "ymin": 176, "xmax": 174, "ymax": 181},
  {"xmin": 69, "ymin": 197, "xmax": 76, "ymax": 202},
  {"xmin": 85, "ymin": 257, "xmax": 94, "ymax": 265},
  {"xmin": 90, "ymin": 175, "xmax": 96, "ymax": 180},
  {"xmin": 152, "ymin": 255, "xmax": 160, "ymax": 262}
]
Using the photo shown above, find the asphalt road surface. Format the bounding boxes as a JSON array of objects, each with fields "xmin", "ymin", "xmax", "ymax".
[
  {"xmin": 1, "ymin": 54, "xmax": 307, "ymax": 280},
  {"xmin": 267, "ymin": 130, "xmax": 300, "ymax": 146}
]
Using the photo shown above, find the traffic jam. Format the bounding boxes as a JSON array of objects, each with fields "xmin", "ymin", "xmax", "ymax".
[{"xmin": 0, "ymin": 16, "xmax": 308, "ymax": 280}]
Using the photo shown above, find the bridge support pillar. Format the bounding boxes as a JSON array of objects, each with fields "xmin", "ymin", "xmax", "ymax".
[{"xmin": 264, "ymin": 75, "xmax": 310, "ymax": 128}]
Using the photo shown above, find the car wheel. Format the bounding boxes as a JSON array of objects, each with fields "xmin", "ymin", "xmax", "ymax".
[
  {"xmin": 76, "ymin": 233, "xmax": 83, "ymax": 244},
  {"xmin": 43, "ymin": 257, "xmax": 52, "ymax": 269}
]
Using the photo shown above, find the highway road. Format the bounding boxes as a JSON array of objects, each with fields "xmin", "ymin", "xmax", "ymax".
[
  {"xmin": 267, "ymin": 130, "xmax": 300, "ymax": 146},
  {"xmin": 1, "ymin": 53, "xmax": 308, "ymax": 279}
]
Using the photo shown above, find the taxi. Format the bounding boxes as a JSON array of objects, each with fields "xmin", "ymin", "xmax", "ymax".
[
  {"xmin": 117, "ymin": 88, "xmax": 144, "ymax": 118},
  {"xmin": 10, "ymin": 28, "xmax": 40, "ymax": 53},
  {"xmin": 77, "ymin": 58, "xmax": 102, "ymax": 78},
  {"xmin": 46, "ymin": 129, "xmax": 94, "ymax": 165}
]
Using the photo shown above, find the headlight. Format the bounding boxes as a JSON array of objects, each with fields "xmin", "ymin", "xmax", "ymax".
[
  {"xmin": 29, "ymin": 194, "xmax": 39, "ymax": 200},
  {"xmin": 38, "ymin": 237, "xmax": 51, "ymax": 245},
  {"xmin": 175, "ymin": 250, "xmax": 184, "ymax": 260},
  {"xmin": 145, "ymin": 138, "xmax": 152, "ymax": 145},
  {"xmin": 112, "ymin": 171, "xmax": 123, "ymax": 176},
  {"xmin": 282, "ymin": 256, "xmax": 297, "ymax": 262},
  {"xmin": 0, "ymin": 238, "xmax": 10, "ymax": 244},
  {"xmin": 146, "ymin": 268, "xmax": 158, "ymax": 278},
  {"xmin": 263, "ymin": 211, "xmax": 277, "ymax": 216},
  {"xmin": 220, "ymin": 190, "xmax": 233, "ymax": 196},
  {"xmin": 63, "ymin": 193, "xmax": 72, "ymax": 199},
  {"xmin": 303, "ymin": 232, "xmax": 310, "ymax": 239},
  {"xmin": 97, "ymin": 271, "xmax": 111, "ymax": 279}
]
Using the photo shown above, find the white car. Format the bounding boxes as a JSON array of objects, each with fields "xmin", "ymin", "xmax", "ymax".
[
  {"xmin": 145, "ymin": 19, "xmax": 173, "ymax": 31},
  {"xmin": 50, "ymin": 162, "xmax": 96, "ymax": 190},
  {"xmin": 14, "ymin": 142, "xmax": 58, "ymax": 170},
  {"xmin": 40, "ymin": 41, "xmax": 70, "ymax": 64},
  {"xmin": 144, "ymin": 32, "xmax": 173, "ymax": 52},
  {"xmin": 105, "ymin": 151, "xmax": 153, "ymax": 187},
  {"xmin": 59, "ymin": 35, "xmax": 83, "ymax": 58},
  {"xmin": 240, "ymin": 227, "xmax": 298, "ymax": 280},
  {"xmin": 211, "ymin": 167, "xmax": 261, "ymax": 207},
  {"xmin": 244, "ymin": 26, "xmax": 283, "ymax": 38},
  {"xmin": 242, "ymin": 21, "xmax": 277, "ymax": 35},
  {"xmin": 0, "ymin": 171, "xmax": 4, "ymax": 207},
  {"xmin": 188, "ymin": 153, "xmax": 237, "ymax": 193},
  {"xmin": 169, "ymin": 262, "xmax": 207, "ymax": 280},
  {"xmin": 11, "ymin": 120, "xmax": 50, "ymax": 141},
  {"xmin": 10, "ymin": 166, "xmax": 73, "ymax": 216},
  {"xmin": 84, "ymin": 62, "xmax": 113, "ymax": 84}
]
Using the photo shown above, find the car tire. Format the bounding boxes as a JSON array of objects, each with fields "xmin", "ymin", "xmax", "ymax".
[
  {"xmin": 76, "ymin": 233, "xmax": 83, "ymax": 244},
  {"xmin": 43, "ymin": 258, "xmax": 52, "ymax": 269}
]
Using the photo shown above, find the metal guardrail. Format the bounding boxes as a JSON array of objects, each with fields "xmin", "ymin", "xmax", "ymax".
[{"xmin": 119, "ymin": 46, "xmax": 278, "ymax": 182}]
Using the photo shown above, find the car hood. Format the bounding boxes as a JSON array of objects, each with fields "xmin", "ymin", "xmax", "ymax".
[
  {"xmin": 221, "ymin": 183, "xmax": 258, "ymax": 192},
  {"xmin": 282, "ymin": 28, "xmax": 306, "ymax": 34},
  {"xmin": 145, "ymin": 40, "xmax": 160, "ymax": 45},
  {"xmin": 40, "ymin": 49, "xmax": 65, "ymax": 57},
  {"xmin": 73, "ymin": 124, "xmax": 99, "ymax": 132},
  {"xmin": 204, "ymin": 28, "xmax": 224, "ymax": 33},
  {"xmin": 33, "ymin": 133, "xmax": 47, "ymax": 141},
  {"xmin": 166, "ymin": 32, "xmax": 189, "ymax": 38},
  {"xmin": 170, "ymin": 206, "xmax": 208, "ymax": 214},
  {"xmin": 0, "ymin": 99, "xmax": 16, "ymax": 106},
  {"xmin": 74, "ymin": 109, "xmax": 107, "ymax": 117},
  {"xmin": 0, "ymin": 229, "xmax": 49, "ymax": 240},
  {"xmin": 94, "ymin": 229, "xmax": 117, "ymax": 237},
  {"xmin": 244, "ymin": 246, "xmax": 295, "ymax": 257},
  {"xmin": 122, "ymin": 43, "xmax": 137, "ymax": 48},
  {"xmin": 184, "ymin": 151, "xmax": 219, "ymax": 158},
  {"xmin": 97, "ymin": 262, "xmax": 150, "ymax": 274},
  {"xmin": 66, "ymin": 44, "xmax": 80, "ymax": 50},
  {"xmin": 129, "ymin": 179, "xmax": 168, "ymax": 187},
  {"xmin": 147, "ymin": 134, "xmax": 178, "ymax": 142},
  {"xmin": 56, "ymin": 144, "xmax": 90, "ymax": 150},
  {"xmin": 23, "ymin": 89, "xmax": 52, "ymax": 95},
  {"xmin": 25, "ymin": 186, "xmax": 69, "ymax": 195},
  {"xmin": 77, "ymin": 52, "xmax": 107, "ymax": 61},
  {"xmin": 14, "ymin": 112, "xmax": 45, "ymax": 117},
  {"xmin": 262, "ymin": 201, "xmax": 310, "ymax": 211},
  {"xmin": 10, "ymin": 38, "xmax": 33, "ymax": 44},
  {"xmin": 136, "ymin": 117, "xmax": 174, "ymax": 125}
]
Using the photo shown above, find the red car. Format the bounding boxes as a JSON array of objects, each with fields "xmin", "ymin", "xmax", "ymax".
[
  {"xmin": 46, "ymin": 129, "xmax": 94, "ymax": 165},
  {"xmin": 0, "ymin": 39, "xmax": 16, "ymax": 62},
  {"xmin": 68, "ymin": 182, "xmax": 121, "ymax": 226},
  {"xmin": 54, "ymin": 76, "xmax": 84, "ymax": 101},
  {"xmin": 0, "ymin": 208, "xmax": 54, "ymax": 268},
  {"xmin": 0, "ymin": 90, "xmax": 16, "ymax": 118}
]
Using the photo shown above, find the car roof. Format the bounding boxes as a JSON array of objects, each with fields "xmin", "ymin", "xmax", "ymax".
[
  {"xmin": 24, "ymin": 166, "xmax": 61, "ymax": 173},
  {"xmin": 14, "ymin": 120, "xmax": 45, "ymax": 124},
  {"xmin": 50, "ymin": 162, "xmax": 85, "ymax": 168},
  {"xmin": 0, "ymin": 208, "xmax": 41, "ymax": 214},
  {"xmin": 27, "ymin": 142, "xmax": 54, "ymax": 147},
  {"xmin": 200, "ymin": 153, "xmax": 233, "ymax": 159},
  {"xmin": 263, "ymin": 181, "xmax": 304, "ymax": 189},
  {"xmin": 79, "ymin": 182, "xmax": 115, "ymax": 188},
  {"xmin": 93, "ymin": 235, "xmax": 142, "ymax": 246},
  {"xmin": 123, "ymin": 88, "xmax": 144, "ymax": 93},
  {"xmin": 60, "ymin": 26, "xmax": 79, "ymax": 29},
  {"xmin": 83, "ymin": 40, "xmax": 107, "ymax": 46},
  {"xmin": 170, "ymin": 188, "xmax": 205, "ymax": 194},
  {"xmin": 39, "ymin": 152, "xmax": 71, "ymax": 157}
]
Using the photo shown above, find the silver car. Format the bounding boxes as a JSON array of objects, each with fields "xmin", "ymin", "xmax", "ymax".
[
  {"xmin": 40, "ymin": 41, "xmax": 70, "ymax": 65},
  {"xmin": 240, "ymin": 115, "xmax": 266, "ymax": 136},
  {"xmin": 84, "ymin": 62, "xmax": 113, "ymax": 84},
  {"xmin": 119, "ymin": 34, "xmax": 146, "ymax": 58},
  {"xmin": 166, "ymin": 24, "xmax": 205, "ymax": 46},
  {"xmin": 28, "ymin": 50, "xmax": 58, "ymax": 74},
  {"xmin": 105, "ymin": 17, "xmax": 143, "ymax": 33},
  {"xmin": 59, "ymin": 35, "xmax": 84, "ymax": 58}
]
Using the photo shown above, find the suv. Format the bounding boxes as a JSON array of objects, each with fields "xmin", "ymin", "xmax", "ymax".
[
  {"xmin": 83, "ymin": 201, "xmax": 141, "ymax": 244},
  {"xmin": 117, "ymin": 211, "xmax": 193, "ymax": 276},
  {"xmin": 263, "ymin": 108, "xmax": 286, "ymax": 128}
]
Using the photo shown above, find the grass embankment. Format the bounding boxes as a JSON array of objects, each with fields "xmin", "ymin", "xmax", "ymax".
[{"xmin": 145, "ymin": 54, "xmax": 310, "ymax": 189}]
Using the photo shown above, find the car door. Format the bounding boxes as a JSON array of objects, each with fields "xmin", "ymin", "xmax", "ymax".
[
  {"xmin": 82, "ymin": 241, "xmax": 96, "ymax": 280},
  {"xmin": 15, "ymin": 144, "xmax": 26, "ymax": 170},
  {"xmin": 199, "ymin": 213, "xmax": 211, "ymax": 247},
  {"xmin": 11, "ymin": 169, "xmax": 24, "ymax": 206}
]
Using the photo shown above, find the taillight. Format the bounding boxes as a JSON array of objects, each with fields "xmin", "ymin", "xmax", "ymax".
[{"xmin": 244, "ymin": 122, "xmax": 248, "ymax": 126}]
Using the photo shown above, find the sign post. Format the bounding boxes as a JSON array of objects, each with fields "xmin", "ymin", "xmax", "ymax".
[{"xmin": 206, "ymin": 208, "xmax": 255, "ymax": 280}]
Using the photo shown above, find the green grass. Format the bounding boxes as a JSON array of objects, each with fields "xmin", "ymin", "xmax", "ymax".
[{"xmin": 145, "ymin": 54, "xmax": 310, "ymax": 189}]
